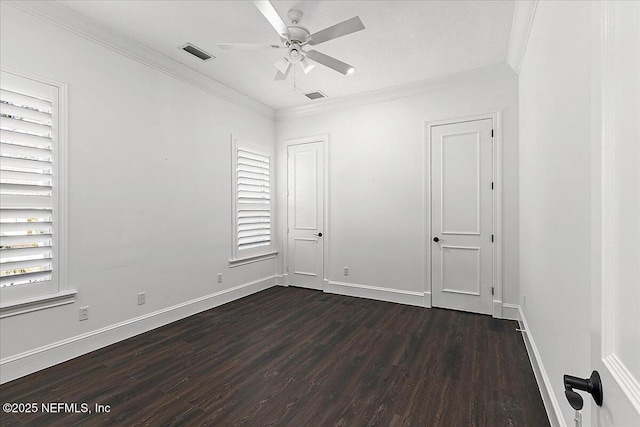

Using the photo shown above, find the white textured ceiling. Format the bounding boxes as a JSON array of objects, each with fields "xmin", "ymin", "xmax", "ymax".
[{"xmin": 58, "ymin": 0, "xmax": 515, "ymax": 110}]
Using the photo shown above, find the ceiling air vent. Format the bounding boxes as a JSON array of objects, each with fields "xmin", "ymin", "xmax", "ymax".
[
  {"xmin": 304, "ymin": 91, "xmax": 327, "ymax": 100},
  {"xmin": 180, "ymin": 43, "xmax": 214, "ymax": 61}
]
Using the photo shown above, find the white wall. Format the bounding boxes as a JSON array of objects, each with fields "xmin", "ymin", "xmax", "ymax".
[
  {"xmin": 276, "ymin": 66, "xmax": 520, "ymax": 308},
  {"xmin": 0, "ymin": 4, "xmax": 276, "ymax": 381},
  {"xmin": 519, "ymin": 1, "xmax": 592, "ymax": 425}
]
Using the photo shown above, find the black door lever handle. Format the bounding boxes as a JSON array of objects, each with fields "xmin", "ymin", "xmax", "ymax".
[{"xmin": 563, "ymin": 370, "xmax": 603, "ymax": 410}]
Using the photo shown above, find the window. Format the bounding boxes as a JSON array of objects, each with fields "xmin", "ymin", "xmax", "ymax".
[
  {"xmin": 230, "ymin": 137, "xmax": 276, "ymax": 265},
  {"xmin": 0, "ymin": 70, "xmax": 72, "ymax": 316}
]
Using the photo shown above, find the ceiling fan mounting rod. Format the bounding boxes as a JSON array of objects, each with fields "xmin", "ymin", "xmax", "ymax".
[{"xmin": 288, "ymin": 9, "xmax": 303, "ymax": 25}]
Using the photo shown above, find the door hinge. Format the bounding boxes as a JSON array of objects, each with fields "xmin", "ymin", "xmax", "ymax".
[
  {"xmin": 491, "ymin": 182, "xmax": 494, "ymax": 190},
  {"xmin": 491, "ymin": 234, "xmax": 494, "ymax": 242},
  {"xmin": 491, "ymin": 129, "xmax": 494, "ymax": 137},
  {"xmin": 491, "ymin": 287, "xmax": 494, "ymax": 296}
]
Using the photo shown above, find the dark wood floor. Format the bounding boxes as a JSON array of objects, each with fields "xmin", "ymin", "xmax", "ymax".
[{"xmin": 0, "ymin": 287, "xmax": 549, "ymax": 426}]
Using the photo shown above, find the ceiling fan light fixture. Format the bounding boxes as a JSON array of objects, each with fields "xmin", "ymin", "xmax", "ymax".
[
  {"xmin": 300, "ymin": 58, "xmax": 315, "ymax": 74},
  {"xmin": 275, "ymin": 57, "xmax": 291, "ymax": 74},
  {"xmin": 287, "ymin": 44, "xmax": 303, "ymax": 64}
]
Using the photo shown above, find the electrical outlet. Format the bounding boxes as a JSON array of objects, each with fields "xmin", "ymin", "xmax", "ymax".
[
  {"xmin": 344, "ymin": 267, "xmax": 349, "ymax": 276},
  {"xmin": 137, "ymin": 292, "xmax": 146, "ymax": 305},
  {"xmin": 217, "ymin": 273, "xmax": 223, "ymax": 284},
  {"xmin": 79, "ymin": 306, "xmax": 89, "ymax": 321}
]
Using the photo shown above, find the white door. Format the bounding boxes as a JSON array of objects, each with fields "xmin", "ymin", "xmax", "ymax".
[
  {"xmin": 431, "ymin": 119, "xmax": 493, "ymax": 315},
  {"xmin": 589, "ymin": 1, "xmax": 640, "ymax": 425},
  {"xmin": 287, "ymin": 141, "xmax": 324, "ymax": 290}
]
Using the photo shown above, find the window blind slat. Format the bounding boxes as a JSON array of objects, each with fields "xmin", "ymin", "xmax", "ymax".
[
  {"xmin": 0, "ymin": 260, "xmax": 52, "ymax": 277},
  {"xmin": 238, "ymin": 179, "xmax": 269, "ymax": 187},
  {"xmin": 0, "ymin": 230, "xmax": 52, "ymax": 237},
  {"xmin": 1, "ymin": 116, "xmax": 52, "ymax": 138},
  {"xmin": 0, "ymin": 239, "xmax": 52, "ymax": 250},
  {"xmin": 237, "ymin": 165, "xmax": 269, "ymax": 176},
  {"xmin": 0, "ymin": 103, "xmax": 52, "ymax": 126},
  {"xmin": 238, "ymin": 219, "xmax": 270, "ymax": 226},
  {"xmin": 238, "ymin": 229, "xmax": 271, "ymax": 238},
  {"xmin": 0, "ymin": 194, "xmax": 52, "ymax": 208},
  {"xmin": 0, "ymin": 215, "xmax": 52, "ymax": 223},
  {"xmin": 238, "ymin": 209, "xmax": 270, "ymax": 216},
  {"xmin": 1, "ymin": 130, "xmax": 52, "ymax": 149},
  {"xmin": 1, "ymin": 165, "xmax": 51, "ymax": 175},
  {"xmin": 0, "ymin": 251, "xmax": 52, "ymax": 264},
  {"xmin": 238, "ymin": 242, "xmax": 270, "ymax": 251},
  {"xmin": 0, "ymin": 271, "xmax": 52, "ymax": 288},
  {"xmin": 238, "ymin": 191, "xmax": 270, "ymax": 199},
  {"xmin": 237, "ymin": 183, "xmax": 269, "ymax": 192},
  {"xmin": 0, "ymin": 150, "xmax": 52, "ymax": 163},
  {"xmin": 237, "ymin": 149, "xmax": 269, "ymax": 163},
  {"xmin": 238, "ymin": 223, "xmax": 271, "ymax": 231},
  {"xmin": 238, "ymin": 158, "xmax": 269, "ymax": 169},
  {"xmin": 0, "ymin": 89, "xmax": 52, "ymax": 112},
  {"xmin": 238, "ymin": 236, "xmax": 271, "ymax": 245}
]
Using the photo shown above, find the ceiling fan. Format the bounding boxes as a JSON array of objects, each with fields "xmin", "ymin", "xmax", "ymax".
[{"xmin": 218, "ymin": 0, "xmax": 365, "ymax": 80}]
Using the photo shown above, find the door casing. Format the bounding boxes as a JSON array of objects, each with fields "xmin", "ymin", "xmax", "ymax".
[
  {"xmin": 425, "ymin": 112, "xmax": 504, "ymax": 318},
  {"xmin": 283, "ymin": 134, "xmax": 329, "ymax": 289}
]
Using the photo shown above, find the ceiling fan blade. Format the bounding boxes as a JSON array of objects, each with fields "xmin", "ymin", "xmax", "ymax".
[
  {"xmin": 274, "ymin": 62, "xmax": 292, "ymax": 81},
  {"xmin": 253, "ymin": 0, "xmax": 290, "ymax": 38},
  {"xmin": 299, "ymin": 58, "xmax": 315, "ymax": 74},
  {"xmin": 306, "ymin": 50, "xmax": 355, "ymax": 75},
  {"xmin": 218, "ymin": 43, "xmax": 282, "ymax": 50},
  {"xmin": 275, "ymin": 57, "xmax": 291, "ymax": 74},
  {"xmin": 306, "ymin": 16, "xmax": 365, "ymax": 46}
]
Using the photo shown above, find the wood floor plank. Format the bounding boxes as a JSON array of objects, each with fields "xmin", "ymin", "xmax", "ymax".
[{"xmin": 0, "ymin": 287, "xmax": 549, "ymax": 426}]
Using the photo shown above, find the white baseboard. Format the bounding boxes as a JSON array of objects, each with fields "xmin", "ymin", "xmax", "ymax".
[
  {"xmin": 0, "ymin": 275, "xmax": 277, "ymax": 384},
  {"xmin": 518, "ymin": 306, "xmax": 566, "ymax": 427},
  {"xmin": 325, "ymin": 280, "xmax": 426, "ymax": 307},
  {"xmin": 502, "ymin": 303, "xmax": 520, "ymax": 321},
  {"xmin": 493, "ymin": 300, "xmax": 504, "ymax": 318}
]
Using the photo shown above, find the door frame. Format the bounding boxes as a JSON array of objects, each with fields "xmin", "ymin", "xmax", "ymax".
[
  {"xmin": 425, "ymin": 112, "xmax": 504, "ymax": 318},
  {"xmin": 282, "ymin": 134, "xmax": 329, "ymax": 289}
]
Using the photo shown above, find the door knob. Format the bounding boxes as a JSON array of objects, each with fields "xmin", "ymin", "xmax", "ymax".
[
  {"xmin": 433, "ymin": 237, "xmax": 440, "ymax": 242},
  {"xmin": 563, "ymin": 371, "xmax": 603, "ymax": 410},
  {"xmin": 314, "ymin": 232, "xmax": 323, "ymax": 237}
]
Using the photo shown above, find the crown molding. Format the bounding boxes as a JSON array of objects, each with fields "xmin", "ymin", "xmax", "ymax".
[
  {"xmin": 507, "ymin": 0, "xmax": 538, "ymax": 74},
  {"xmin": 275, "ymin": 63, "xmax": 516, "ymax": 121},
  {"xmin": 5, "ymin": 1, "xmax": 522, "ymax": 123},
  {"xmin": 4, "ymin": 0, "xmax": 276, "ymax": 121}
]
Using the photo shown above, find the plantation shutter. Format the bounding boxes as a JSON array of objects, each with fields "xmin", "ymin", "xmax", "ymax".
[
  {"xmin": 0, "ymin": 87, "xmax": 55, "ymax": 288},
  {"xmin": 236, "ymin": 147, "xmax": 271, "ymax": 252}
]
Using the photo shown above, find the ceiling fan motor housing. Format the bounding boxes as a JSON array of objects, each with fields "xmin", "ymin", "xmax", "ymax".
[{"xmin": 286, "ymin": 26, "xmax": 310, "ymax": 45}]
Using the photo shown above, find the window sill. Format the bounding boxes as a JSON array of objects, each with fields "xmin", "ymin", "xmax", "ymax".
[
  {"xmin": 229, "ymin": 251, "xmax": 278, "ymax": 268},
  {"xmin": 0, "ymin": 290, "xmax": 77, "ymax": 319}
]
